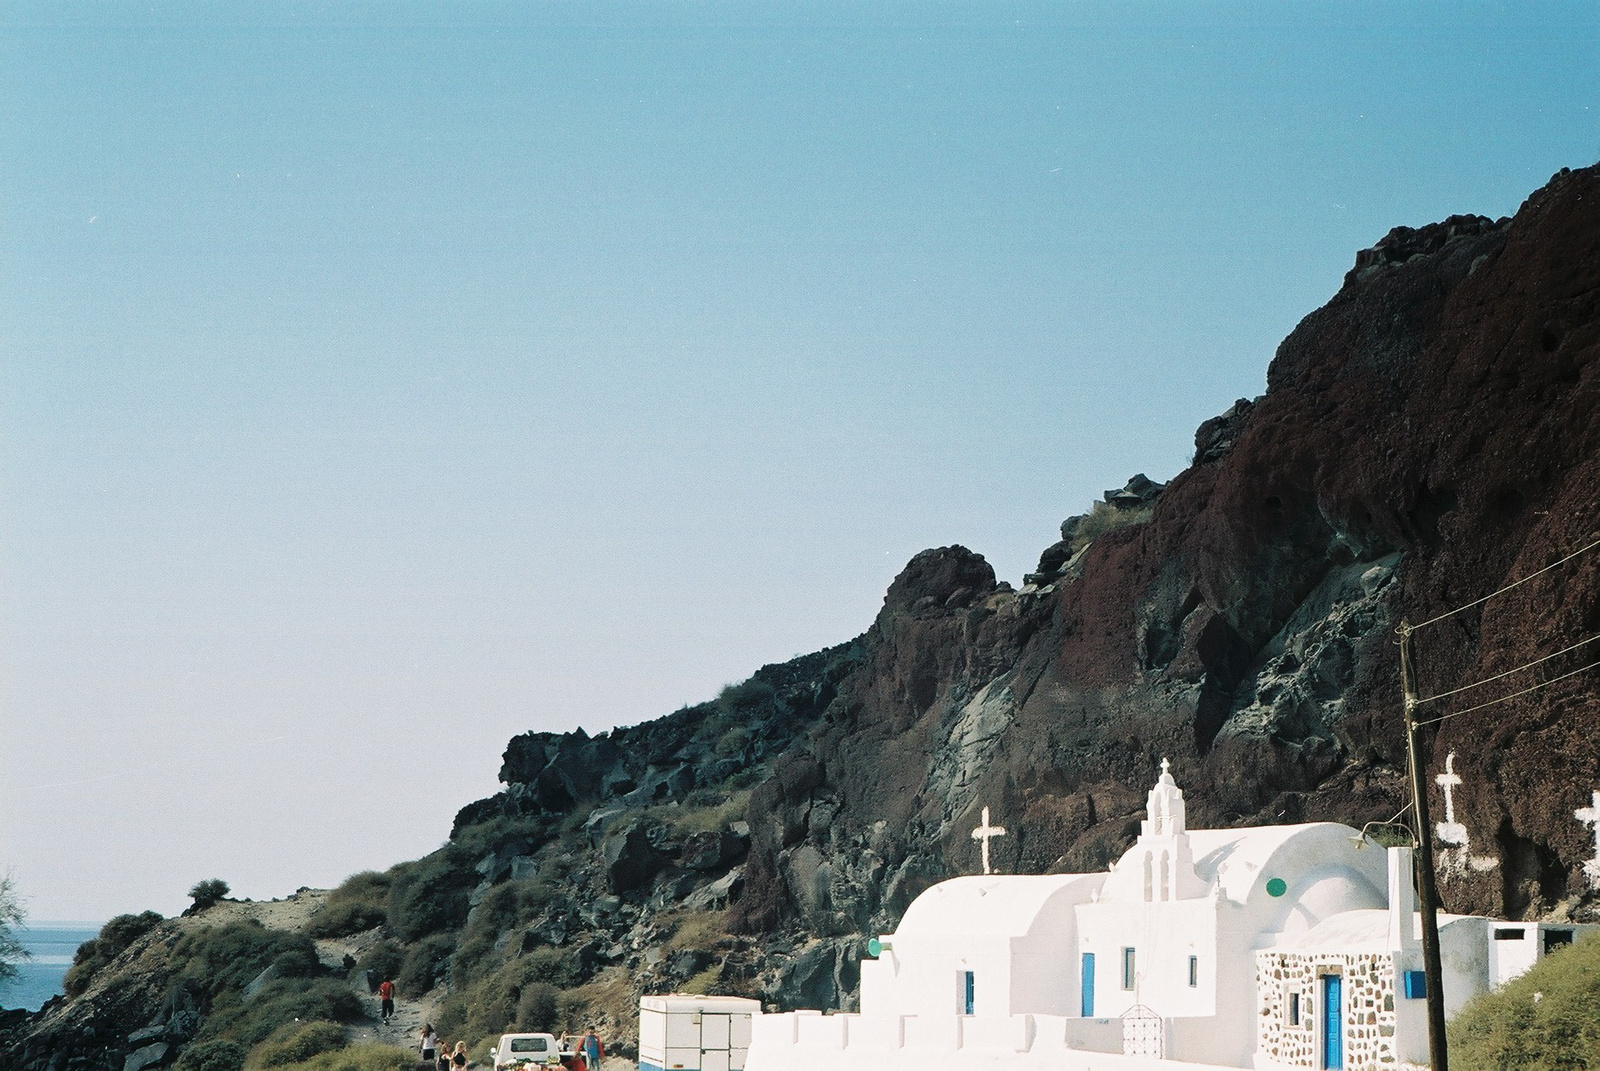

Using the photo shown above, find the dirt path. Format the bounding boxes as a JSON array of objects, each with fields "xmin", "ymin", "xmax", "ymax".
[{"xmin": 341, "ymin": 981, "xmax": 446, "ymax": 1051}]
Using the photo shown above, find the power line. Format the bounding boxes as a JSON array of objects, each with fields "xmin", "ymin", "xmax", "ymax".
[
  {"xmin": 1410, "ymin": 534, "xmax": 1600, "ymax": 632},
  {"xmin": 1413, "ymin": 632, "xmax": 1600, "ymax": 705},
  {"xmin": 1416, "ymin": 654, "xmax": 1600, "ymax": 726}
]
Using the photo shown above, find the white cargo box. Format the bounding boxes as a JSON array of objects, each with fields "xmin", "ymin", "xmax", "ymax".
[{"xmin": 639, "ymin": 994, "xmax": 760, "ymax": 1071}]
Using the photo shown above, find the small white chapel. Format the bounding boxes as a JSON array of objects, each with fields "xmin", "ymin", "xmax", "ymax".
[{"xmin": 744, "ymin": 762, "xmax": 1591, "ymax": 1071}]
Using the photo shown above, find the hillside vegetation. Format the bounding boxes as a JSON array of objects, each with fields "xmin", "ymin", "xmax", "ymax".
[{"xmin": 1451, "ymin": 933, "xmax": 1600, "ymax": 1070}]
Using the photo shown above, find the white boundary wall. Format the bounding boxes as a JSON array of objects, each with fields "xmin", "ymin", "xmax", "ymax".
[{"xmin": 746, "ymin": 1011, "xmax": 1246, "ymax": 1071}]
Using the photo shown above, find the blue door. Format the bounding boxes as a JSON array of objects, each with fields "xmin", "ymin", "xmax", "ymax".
[
  {"xmin": 1080, "ymin": 953, "xmax": 1096, "ymax": 1017},
  {"xmin": 962, "ymin": 970, "xmax": 975, "ymax": 1015},
  {"xmin": 1321, "ymin": 975, "xmax": 1343, "ymax": 1069}
]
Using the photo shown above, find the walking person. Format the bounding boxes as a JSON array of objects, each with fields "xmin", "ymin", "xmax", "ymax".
[
  {"xmin": 420, "ymin": 1025, "xmax": 439, "ymax": 1066},
  {"xmin": 452, "ymin": 1041, "xmax": 469, "ymax": 1069},
  {"xmin": 378, "ymin": 978, "xmax": 395, "ymax": 1024},
  {"xmin": 581, "ymin": 1028, "xmax": 604, "ymax": 1071}
]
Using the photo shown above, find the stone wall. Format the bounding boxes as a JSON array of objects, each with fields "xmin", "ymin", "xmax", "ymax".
[{"xmin": 1256, "ymin": 951, "xmax": 1398, "ymax": 1069}]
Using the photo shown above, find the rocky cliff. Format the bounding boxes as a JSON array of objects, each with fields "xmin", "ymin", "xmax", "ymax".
[{"xmin": 7, "ymin": 164, "xmax": 1599, "ymax": 1071}]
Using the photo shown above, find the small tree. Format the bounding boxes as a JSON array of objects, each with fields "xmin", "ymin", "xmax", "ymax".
[
  {"xmin": 0, "ymin": 873, "xmax": 28, "ymax": 983},
  {"xmin": 187, "ymin": 879, "xmax": 231, "ymax": 914}
]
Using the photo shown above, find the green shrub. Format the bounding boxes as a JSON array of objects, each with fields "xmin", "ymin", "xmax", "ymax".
[
  {"xmin": 435, "ymin": 947, "xmax": 582, "ymax": 1041},
  {"xmin": 516, "ymin": 983, "xmax": 560, "ymax": 1031},
  {"xmin": 177, "ymin": 1040, "xmax": 248, "ymax": 1071},
  {"xmin": 200, "ymin": 978, "xmax": 363, "ymax": 1049},
  {"xmin": 716, "ymin": 679, "xmax": 776, "ymax": 716},
  {"xmin": 63, "ymin": 911, "xmax": 164, "ymax": 997},
  {"xmin": 356, "ymin": 939, "xmax": 404, "ymax": 985},
  {"xmin": 189, "ymin": 880, "xmax": 232, "ymax": 913},
  {"xmin": 248, "ymin": 1020, "xmax": 347, "ymax": 1068},
  {"xmin": 307, "ymin": 872, "xmax": 389, "ymax": 939},
  {"xmin": 1451, "ymin": 932, "xmax": 1600, "ymax": 1070},
  {"xmin": 250, "ymin": 1044, "xmax": 415, "ymax": 1071},
  {"xmin": 386, "ymin": 853, "xmax": 473, "ymax": 942},
  {"xmin": 175, "ymin": 921, "xmax": 321, "ymax": 995},
  {"xmin": 397, "ymin": 933, "xmax": 455, "ymax": 994}
]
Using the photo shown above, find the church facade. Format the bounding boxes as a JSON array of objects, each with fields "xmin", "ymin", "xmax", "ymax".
[{"xmin": 744, "ymin": 764, "xmax": 1592, "ymax": 1071}]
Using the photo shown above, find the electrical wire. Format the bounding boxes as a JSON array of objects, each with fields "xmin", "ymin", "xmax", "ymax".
[
  {"xmin": 1409, "ymin": 534, "xmax": 1600, "ymax": 632},
  {"xmin": 1413, "ymin": 632, "xmax": 1600, "ymax": 705},
  {"xmin": 1416, "ymin": 654, "xmax": 1600, "ymax": 726}
]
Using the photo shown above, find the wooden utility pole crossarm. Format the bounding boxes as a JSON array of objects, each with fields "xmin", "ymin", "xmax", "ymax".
[{"xmin": 1398, "ymin": 620, "xmax": 1449, "ymax": 1071}]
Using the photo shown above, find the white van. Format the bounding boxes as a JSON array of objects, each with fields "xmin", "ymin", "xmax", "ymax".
[
  {"xmin": 638, "ymin": 994, "xmax": 759, "ymax": 1071},
  {"xmin": 491, "ymin": 1032, "xmax": 562, "ymax": 1071}
]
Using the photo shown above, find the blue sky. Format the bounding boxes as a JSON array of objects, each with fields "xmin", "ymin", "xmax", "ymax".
[{"xmin": 3, "ymin": 1, "xmax": 1596, "ymax": 921}]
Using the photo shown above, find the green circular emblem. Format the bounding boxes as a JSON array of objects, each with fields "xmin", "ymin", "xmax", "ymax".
[
  {"xmin": 1266, "ymin": 877, "xmax": 1288, "ymax": 898},
  {"xmin": 867, "ymin": 937, "xmax": 883, "ymax": 956}
]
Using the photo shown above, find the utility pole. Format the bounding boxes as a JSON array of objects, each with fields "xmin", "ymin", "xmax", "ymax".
[{"xmin": 1398, "ymin": 620, "xmax": 1449, "ymax": 1071}]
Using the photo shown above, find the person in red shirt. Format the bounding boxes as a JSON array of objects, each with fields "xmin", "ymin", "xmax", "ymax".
[
  {"xmin": 378, "ymin": 978, "xmax": 395, "ymax": 1023},
  {"xmin": 581, "ymin": 1028, "xmax": 604, "ymax": 1071}
]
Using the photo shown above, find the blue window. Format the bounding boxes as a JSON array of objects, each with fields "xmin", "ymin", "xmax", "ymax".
[
  {"xmin": 962, "ymin": 970, "xmax": 975, "ymax": 1015},
  {"xmin": 1403, "ymin": 970, "xmax": 1428, "ymax": 999},
  {"xmin": 1080, "ymin": 953, "xmax": 1096, "ymax": 1017},
  {"xmin": 1122, "ymin": 947, "xmax": 1136, "ymax": 990},
  {"xmin": 1188, "ymin": 955, "xmax": 1198, "ymax": 987}
]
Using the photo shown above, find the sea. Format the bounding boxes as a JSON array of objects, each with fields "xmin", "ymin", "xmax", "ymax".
[{"xmin": 0, "ymin": 923, "xmax": 102, "ymax": 1013}]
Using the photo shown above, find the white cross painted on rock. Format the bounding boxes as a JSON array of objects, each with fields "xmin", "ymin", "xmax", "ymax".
[
  {"xmin": 1576, "ymin": 790, "xmax": 1600, "ymax": 889},
  {"xmin": 1436, "ymin": 752, "xmax": 1462, "ymax": 826},
  {"xmin": 971, "ymin": 805, "xmax": 1006, "ymax": 875}
]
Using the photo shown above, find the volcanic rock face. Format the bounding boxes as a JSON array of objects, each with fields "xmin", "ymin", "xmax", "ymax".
[{"xmin": 735, "ymin": 165, "xmax": 1600, "ymax": 942}]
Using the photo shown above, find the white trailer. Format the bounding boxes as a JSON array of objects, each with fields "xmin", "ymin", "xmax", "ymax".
[{"xmin": 639, "ymin": 994, "xmax": 760, "ymax": 1071}]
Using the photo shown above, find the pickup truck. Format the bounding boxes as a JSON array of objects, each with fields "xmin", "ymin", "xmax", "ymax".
[{"xmin": 490, "ymin": 1033, "xmax": 562, "ymax": 1071}]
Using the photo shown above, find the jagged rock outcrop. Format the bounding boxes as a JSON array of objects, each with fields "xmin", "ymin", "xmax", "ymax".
[{"xmin": 735, "ymin": 164, "xmax": 1600, "ymax": 956}]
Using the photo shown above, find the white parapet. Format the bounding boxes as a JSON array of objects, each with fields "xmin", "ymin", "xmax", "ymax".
[{"xmin": 795, "ymin": 1012, "xmax": 850, "ymax": 1050}]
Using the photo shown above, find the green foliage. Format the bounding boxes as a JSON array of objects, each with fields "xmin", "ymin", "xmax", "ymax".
[
  {"xmin": 356, "ymin": 939, "xmax": 405, "ymax": 986},
  {"xmin": 175, "ymin": 921, "xmax": 321, "ymax": 995},
  {"xmin": 247, "ymin": 1020, "xmax": 347, "ymax": 1068},
  {"xmin": 435, "ymin": 946, "xmax": 584, "ymax": 1041},
  {"xmin": 397, "ymin": 932, "xmax": 455, "ymax": 994},
  {"xmin": 0, "ymin": 874, "xmax": 26, "ymax": 985},
  {"xmin": 446, "ymin": 877, "xmax": 565, "ymax": 991},
  {"xmin": 386, "ymin": 852, "xmax": 474, "ymax": 942},
  {"xmin": 242, "ymin": 1044, "xmax": 415, "ymax": 1071},
  {"xmin": 189, "ymin": 879, "xmax": 232, "ymax": 912},
  {"xmin": 716, "ymin": 678, "xmax": 776, "ymax": 716},
  {"xmin": 1451, "ymin": 932, "xmax": 1600, "ymax": 1071},
  {"xmin": 307, "ymin": 872, "xmax": 390, "ymax": 939},
  {"xmin": 177, "ymin": 1040, "xmax": 248, "ymax": 1071},
  {"xmin": 516, "ymin": 983, "xmax": 560, "ymax": 1031},
  {"xmin": 64, "ymin": 910, "xmax": 165, "ymax": 997},
  {"xmin": 200, "ymin": 979, "xmax": 363, "ymax": 1050}
]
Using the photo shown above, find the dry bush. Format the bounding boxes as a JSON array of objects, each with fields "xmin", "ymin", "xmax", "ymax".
[{"xmin": 1067, "ymin": 501, "xmax": 1153, "ymax": 554}]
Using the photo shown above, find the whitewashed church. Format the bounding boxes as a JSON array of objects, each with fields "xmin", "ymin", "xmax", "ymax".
[{"xmin": 744, "ymin": 762, "xmax": 1592, "ymax": 1071}]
